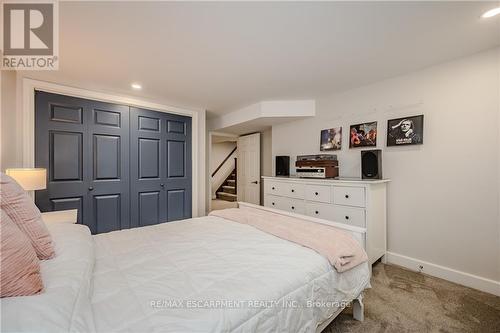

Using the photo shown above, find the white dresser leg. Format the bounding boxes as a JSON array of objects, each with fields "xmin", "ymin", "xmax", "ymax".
[
  {"xmin": 353, "ymin": 294, "xmax": 364, "ymax": 322},
  {"xmin": 381, "ymin": 254, "xmax": 387, "ymax": 264}
]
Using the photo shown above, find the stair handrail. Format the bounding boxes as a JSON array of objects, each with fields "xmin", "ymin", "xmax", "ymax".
[{"xmin": 211, "ymin": 146, "xmax": 237, "ymax": 177}]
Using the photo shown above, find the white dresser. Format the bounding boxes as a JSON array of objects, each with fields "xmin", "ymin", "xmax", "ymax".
[{"xmin": 262, "ymin": 176, "xmax": 390, "ymax": 265}]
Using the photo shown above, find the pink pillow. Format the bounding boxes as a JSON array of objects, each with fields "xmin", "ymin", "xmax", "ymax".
[
  {"xmin": 1, "ymin": 209, "xmax": 44, "ymax": 297},
  {"xmin": 0, "ymin": 173, "xmax": 55, "ymax": 259}
]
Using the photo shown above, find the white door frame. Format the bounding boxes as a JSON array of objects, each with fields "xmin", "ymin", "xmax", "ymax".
[{"xmin": 21, "ymin": 78, "xmax": 203, "ymax": 217}]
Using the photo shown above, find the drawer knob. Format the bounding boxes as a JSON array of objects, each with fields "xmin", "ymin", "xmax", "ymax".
[
  {"xmin": 272, "ymin": 187, "xmax": 275, "ymax": 190},
  {"xmin": 291, "ymin": 189, "xmax": 295, "ymax": 193},
  {"xmin": 272, "ymin": 202, "xmax": 275, "ymax": 206},
  {"xmin": 345, "ymin": 216, "xmax": 350, "ymax": 220},
  {"xmin": 315, "ymin": 210, "xmax": 319, "ymax": 215},
  {"xmin": 315, "ymin": 192, "xmax": 318, "ymax": 195},
  {"xmin": 345, "ymin": 194, "xmax": 349, "ymax": 199},
  {"xmin": 291, "ymin": 206, "xmax": 295, "ymax": 210}
]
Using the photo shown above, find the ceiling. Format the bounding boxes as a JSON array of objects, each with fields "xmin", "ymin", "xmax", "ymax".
[{"xmin": 24, "ymin": 1, "xmax": 500, "ymax": 117}]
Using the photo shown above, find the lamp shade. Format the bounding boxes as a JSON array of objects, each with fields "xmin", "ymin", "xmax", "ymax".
[{"xmin": 5, "ymin": 168, "xmax": 47, "ymax": 191}]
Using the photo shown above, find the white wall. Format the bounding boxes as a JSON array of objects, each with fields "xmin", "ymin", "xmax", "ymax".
[
  {"xmin": 272, "ymin": 48, "xmax": 500, "ymax": 285},
  {"xmin": 0, "ymin": 71, "xmax": 21, "ymax": 170},
  {"xmin": 210, "ymin": 141, "xmax": 237, "ymax": 173}
]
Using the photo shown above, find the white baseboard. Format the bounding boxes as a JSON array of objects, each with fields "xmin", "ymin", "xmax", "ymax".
[{"xmin": 385, "ymin": 252, "xmax": 500, "ymax": 297}]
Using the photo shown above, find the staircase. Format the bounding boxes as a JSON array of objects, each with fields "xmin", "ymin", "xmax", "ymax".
[{"xmin": 216, "ymin": 168, "xmax": 237, "ymax": 202}]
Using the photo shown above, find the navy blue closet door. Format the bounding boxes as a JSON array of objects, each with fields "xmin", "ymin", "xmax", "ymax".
[
  {"xmin": 87, "ymin": 99, "xmax": 130, "ymax": 233},
  {"xmin": 130, "ymin": 107, "xmax": 192, "ymax": 228},
  {"xmin": 35, "ymin": 92, "xmax": 90, "ymax": 226},
  {"xmin": 35, "ymin": 92, "xmax": 191, "ymax": 233},
  {"xmin": 35, "ymin": 91, "xmax": 130, "ymax": 234}
]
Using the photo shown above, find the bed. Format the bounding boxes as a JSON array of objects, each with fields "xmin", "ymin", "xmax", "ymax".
[{"xmin": 1, "ymin": 203, "xmax": 370, "ymax": 333}]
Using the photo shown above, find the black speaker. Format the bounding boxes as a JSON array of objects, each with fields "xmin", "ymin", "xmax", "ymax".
[
  {"xmin": 275, "ymin": 156, "xmax": 290, "ymax": 176},
  {"xmin": 361, "ymin": 150, "xmax": 382, "ymax": 179}
]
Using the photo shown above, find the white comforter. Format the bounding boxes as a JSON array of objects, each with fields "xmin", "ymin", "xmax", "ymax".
[
  {"xmin": 1, "ymin": 215, "xmax": 369, "ymax": 333},
  {"xmin": 91, "ymin": 216, "xmax": 370, "ymax": 333}
]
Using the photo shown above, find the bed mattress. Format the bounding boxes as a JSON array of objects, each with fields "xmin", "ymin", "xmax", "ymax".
[{"xmin": 91, "ymin": 215, "xmax": 370, "ymax": 333}]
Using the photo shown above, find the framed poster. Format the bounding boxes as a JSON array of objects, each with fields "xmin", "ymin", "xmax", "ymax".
[
  {"xmin": 350, "ymin": 121, "xmax": 377, "ymax": 148},
  {"xmin": 387, "ymin": 115, "xmax": 424, "ymax": 146},
  {"xmin": 320, "ymin": 127, "xmax": 342, "ymax": 151}
]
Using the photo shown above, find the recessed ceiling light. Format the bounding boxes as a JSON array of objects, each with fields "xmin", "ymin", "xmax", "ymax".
[
  {"xmin": 481, "ymin": 7, "xmax": 500, "ymax": 18},
  {"xmin": 131, "ymin": 83, "xmax": 142, "ymax": 90}
]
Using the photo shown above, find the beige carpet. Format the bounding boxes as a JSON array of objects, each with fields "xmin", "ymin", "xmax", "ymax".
[
  {"xmin": 325, "ymin": 263, "xmax": 500, "ymax": 333},
  {"xmin": 210, "ymin": 199, "xmax": 237, "ymax": 211}
]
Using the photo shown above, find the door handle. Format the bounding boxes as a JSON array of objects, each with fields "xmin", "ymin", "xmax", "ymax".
[
  {"xmin": 251, "ymin": 181, "xmax": 258, "ymax": 184},
  {"xmin": 88, "ymin": 186, "xmax": 94, "ymax": 191}
]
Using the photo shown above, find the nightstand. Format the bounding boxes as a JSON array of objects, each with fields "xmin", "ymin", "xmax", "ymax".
[{"xmin": 41, "ymin": 209, "xmax": 78, "ymax": 224}]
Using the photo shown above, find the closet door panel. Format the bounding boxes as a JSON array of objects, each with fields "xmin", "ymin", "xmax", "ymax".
[
  {"xmin": 35, "ymin": 92, "xmax": 130, "ymax": 234},
  {"xmin": 130, "ymin": 107, "xmax": 167, "ymax": 228},
  {"xmin": 167, "ymin": 189, "xmax": 187, "ymax": 221},
  {"xmin": 50, "ymin": 131, "xmax": 83, "ymax": 181},
  {"xmin": 131, "ymin": 108, "xmax": 192, "ymax": 224},
  {"xmin": 94, "ymin": 194, "xmax": 122, "ymax": 234},
  {"xmin": 164, "ymin": 113, "xmax": 192, "ymax": 221},
  {"xmin": 138, "ymin": 138, "xmax": 160, "ymax": 178},
  {"xmin": 35, "ymin": 92, "xmax": 92, "ymax": 229},
  {"xmin": 138, "ymin": 191, "xmax": 161, "ymax": 227},
  {"xmin": 167, "ymin": 140, "xmax": 185, "ymax": 178},
  {"xmin": 87, "ymin": 100, "xmax": 130, "ymax": 233}
]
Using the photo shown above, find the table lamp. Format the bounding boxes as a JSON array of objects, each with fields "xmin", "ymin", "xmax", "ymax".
[{"xmin": 5, "ymin": 168, "xmax": 47, "ymax": 191}]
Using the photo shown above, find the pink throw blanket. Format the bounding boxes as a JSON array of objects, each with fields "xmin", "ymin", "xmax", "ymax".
[{"xmin": 209, "ymin": 207, "xmax": 368, "ymax": 272}]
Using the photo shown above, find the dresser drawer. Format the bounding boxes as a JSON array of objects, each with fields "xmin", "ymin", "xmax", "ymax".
[
  {"xmin": 305, "ymin": 202, "xmax": 366, "ymax": 228},
  {"xmin": 281, "ymin": 197, "xmax": 305, "ymax": 214},
  {"xmin": 333, "ymin": 186, "xmax": 365, "ymax": 207},
  {"xmin": 305, "ymin": 202, "xmax": 335, "ymax": 220},
  {"xmin": 264, "ymin": 194, "xmax": 283, "ymax": 209},
  {"xmin": 264, "ymin": 181, "xmax": 286, "ymax": 196},
  {"xmin": 264, "ymin": 181, "xmax": 304, "ymax": 198},
  {"xmin": 284, "ymin": 182, "xmax": 305, "ymax": 199},
  {"xmin": 332, "ymin": 205, "xmax": 366, "ymax": 228},
  {"xmin": 264, "ymin": 195, "xmax": 305, "ymax": 214},
  {"xmin": 305, "ymin": 184, "xmax": 332, "ymax": 203}
]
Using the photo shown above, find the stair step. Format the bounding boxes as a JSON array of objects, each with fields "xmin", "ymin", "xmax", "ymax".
[
  {"xmin": 216, "ymin": 192, "xmax": 237, "ymax": 202},
  {"xmin": 222, "ymin": 185, "xmax": 236, "ymax": 194},
  {"xmin": 227, "ymin": 179, "xmax": 236, "ymax": 185}
]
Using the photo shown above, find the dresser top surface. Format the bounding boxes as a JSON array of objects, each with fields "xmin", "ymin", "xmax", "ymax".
[{"xmin": 262, "ymin": 176, "xmax": 390, "ymax": 185}]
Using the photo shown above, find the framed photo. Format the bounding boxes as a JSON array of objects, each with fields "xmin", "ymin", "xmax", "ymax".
[
  {"xmin": 320, "ymin": 127, "xmax": 342, "ymax": 151},
  {"xmin": 387, "ymin": 115, "xmax": 424, "ymax": 146},
  {"xmin": 349, "ymin": 121, "xmax": 377, "ymax": 148}
]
